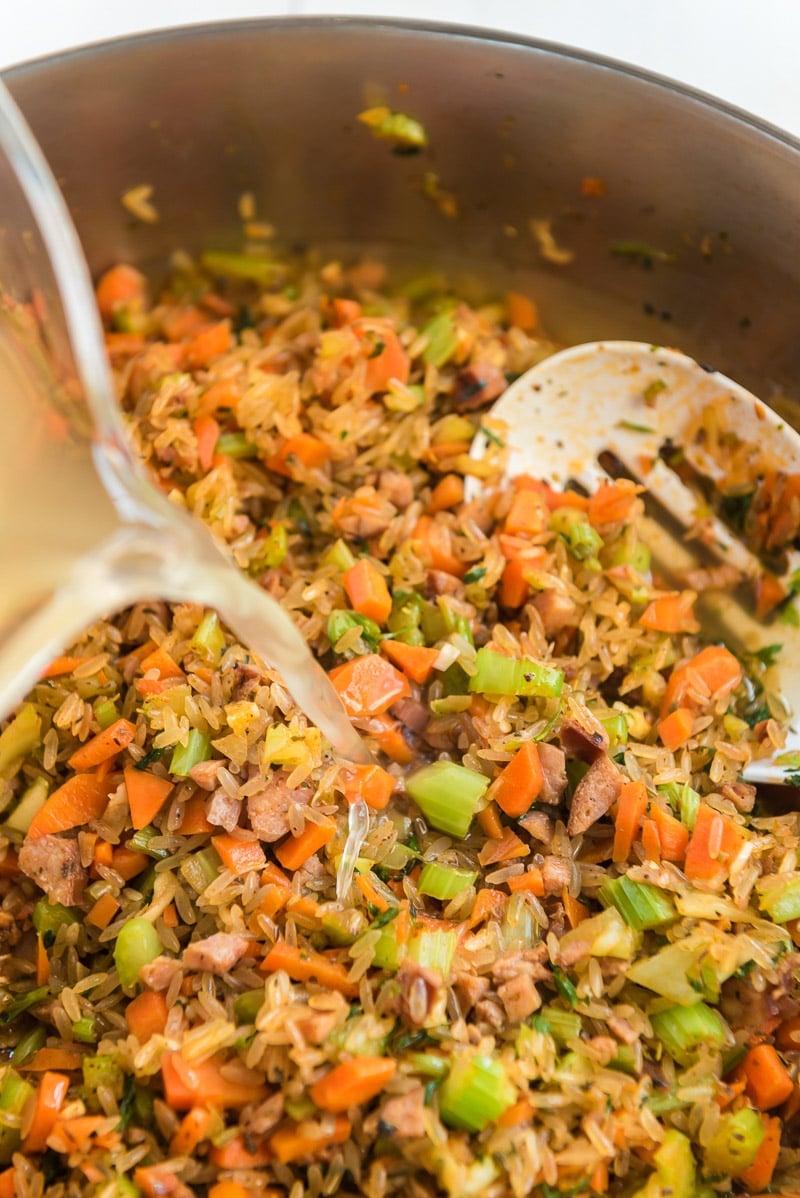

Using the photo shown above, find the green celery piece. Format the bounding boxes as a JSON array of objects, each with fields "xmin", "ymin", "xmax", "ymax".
[
  {"xmin": 215, "ymin": 431, "xmax": 259, "ymax": 459},
  {"xmin": 645, "ymin": 1092, "xmax": 689, "ymax": 1116},
  {"xmin": 0, "ymin": 703, "xmax": 41, "ymax": 778},
  {"xmin": 93, "ymin": 698, "xmax": 120, "ymax": 730},
  {"xmin": 407, "ymin": 926, "xmax": 459, "ymax": 978},
  {"xmin": 32, "ymin": 899, "xmax": 79, "ymax": 946},
  {"xmin": 201, "ymin": 250, "xmax": 280, "ymax": 285},
  {"xmin": 5, "ymin": 776, "xmax": 48, "ymax": 834},
  {"xmin": 559, "ymin": 906, "xmax": 639, "ymax": 960},
  {"xmin": 191, "ymin": 611, "xmax": 227, "ymax": 664},
  {"xmin": 327, "ymin": 610, "xmax": 382, "ymax": 652},
  {"xmin": 284, "ymin": 1094, "xmax": 317, "ymax": 1122},
  {"xmin": 650, "ymin": 1001, "xmax": 730, "ymax": 1066},
  {"xmin": 536, "ymin": 1006, "xmax": 582, "ymax": 1044},
  {"xmin": 609, "ymin": 540, "xmax": 651, "ymax": 575},
  {"xmin": 598, "ymin": 875, "xmax": 677, "ymax": 931},
  {"xmin": 250, "ymin": 523, "xmax": 288, "ymax": 574},
  {"xmin": 626, "ymin": 941, "xmax": 706, "ymax": 1005},
  {"xmin": 322, "ymin": 538, "xmax": 356, "ymax": 572},
  {"xmin": 370, "ymin": 924, "xmax": 407, "ymax": 971},
  {"xmin": 631, "ymin": 1129, "xmax": 696, "ymax": 1198},
  {"xmin": 502, "ymin": 892, "xmax": 541, "ymax": 951},
  {"xmin": 170, "ymin": 729, "xmax": 212, "ymax": 777},
  {"xmin": 83, "ymin": 1054, "xmax": 124, "ymax": 1103},
  {"xmin": 759, "ymin": 875, "xmax": 800, "ymax": 923},
  {"xmin": 600, "ymin": 711, "xmax": 629, "ymax": 749},
  {"xmin": 406, "ymin": 760, "xmax": 488, "ymax": 838},
  {"xmin": 0, "ymin": 985, "xmax": 49, "ymax": 1024},
  {"xmin": 72, "ymin": 1017, "xmax": 97, "ymax": 1044},
  {"xmin": 320, "ymin": 907, "xmax": 367, "ymax": 946},
  {"xmin": 127, "ymin": 826, "xmax": 170, "ymax": 860},
  {"xmin": 703, "ymin": 1106, "xmax": 764, "ymax": 1176},
  {"xmin": 0, "ymin": 1069, "xmax": 34, "ymax": 1163},
  {"xmin": 405, "ymin": 1051, "xmax": 450, "ymax": 1078},
  {"xmin": 233, "ymin": 989, "xmax": 265, "ymax": 1024},
  {"xmin": 418, "ymin": 862, "xmax": 477, "ymax": 901},
  {"xmin": 469, "ymin": 647, "xmax": 564, "ymax": 698},
  {"xmin": 658, "ymin": 781, "xmax": 700, "ymax": 831},
  {"xmin": 609, "ymin": 1044, "xmax": 638, "ymax": 1076},
  {"xmin": 421, "ymin": 311, "xmax": 458, "ymax": 368},
  {"xmin": 550, "ymin": 508, "xmax": 603, "ymax": 562},
  {"xmin": 10, "ymin": 1025, "xmax": 46, "ymax": 1066},
  {"xmin": 114, "ymin": 919, "xmax": 162, "ymax": 989},
  {"xmin": 420, "ymin": 599, "xmax": 449, "ymax": 645},
  {"xmin": 438, "ymin": 1054, "xmax": 516, "ymax": 1131},
  {"xmin": 180, "ymin": 847, "xmax": 221, "ymax": 894}
]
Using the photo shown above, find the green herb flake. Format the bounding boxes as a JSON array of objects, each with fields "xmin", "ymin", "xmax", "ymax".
[
  {"xmin": 753, "ymin": 644, "xmax": 783, "ymax": 667},
  {"xmin": 552, "ymin": 966, "xmax": 579, "ymax": 1008},
  {"xmin": 480, "ymin": 425, "xmax": 505, "ymax": 448},
  {"xmin": 463, "ymin": 566, "xmax": 487, "ymax": 585},
  {"xmin": 616, "ymin": 419, "xmax": 656, "ymax": 433},
  {"xmin": 611, "ymin": 240, "xmax": 676, "ymax": 264}
]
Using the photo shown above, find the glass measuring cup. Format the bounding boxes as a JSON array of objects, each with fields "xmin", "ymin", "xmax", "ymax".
[{"xmin": 0, "ymin": 80, "xmax": 368, "ymax": 763}]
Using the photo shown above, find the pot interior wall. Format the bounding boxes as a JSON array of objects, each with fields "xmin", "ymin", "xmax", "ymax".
[{"xmin": 6, "ymin": 19, "xmax": 800, "ymax": 411}]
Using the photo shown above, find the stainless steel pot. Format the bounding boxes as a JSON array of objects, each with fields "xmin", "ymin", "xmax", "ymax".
[{"xmin": 4, "ymin": 18, "xmax": 800, "ymax": 406}]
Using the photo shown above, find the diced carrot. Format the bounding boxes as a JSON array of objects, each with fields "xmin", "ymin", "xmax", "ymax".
[
  {"xmin": 428, "ymin": 473, "xmax": 464, "ymax": 514},
  {"xmin": 197, "ymin": 377, "xmax": 242, "ymax": 418},
  {"xmin": 212, "ymin": 834, "xmax": 267, "ymax": 875},
  {"xmin": 339, "ymin": 763, "xmax": 396, "ymax": 811},
  {"xmin": 183, "ymin": 320, "xmax": 233, "ymax": 369},
  {"xmin": 27, "ymin": 772, "xmax": 113, "ymax": 839},
  {"xmin": 639, "ymin": 591, "xmax": 700, "ymax": 635},
  {"xmin": 139, "ymin": 646, "xmax": 183, "ymax": 680},
  {"xmin": 499, "ymin": 556, "xmax": 530, "ymax": 609},
  {"xmin": 260, "ymin": 941, "xmax": 358, "ymax": 998},
  {"xmin": 590, "ymin": 1160, "xmax": 610, "ymax": 1194},
  {"xmin": 68, "ymin": 718, "xmax": 136, "ymax": 771},
  {"xmin": 329, "ymin": 654, "xmax": 411, "ymax": 718},
  {"xmin": 342, "ymin": 558, "xmax": 392, "ymax": 625},
  {"xmin": 489, "ymin": 742, "xmax": 543, "ymax": 817},
  {"xmin": 21, "ymin": 1070, "xmax": 70, "ymax": 1152},
  {"xmin": 331, "ymin": 492, "xmax": 390, "ymax": 536},
  {"xmin": 105, "ymin": 331, "xmax": 146, "ymax": 360},
  {"xmin": 269, "ymin": 1114, "xmax": 351, "ymax": 1164},
  {"xmin": 581, "ymin": 176, "xmax": 607, "ymax": 198},
  {"xmin": 0, "ymin": 1169, "xmax": 15, "ymax": 1198},
  {"xmin": 262, "ymin": 861, "xmax": 291, "ymax": 888},
  {"xmin": 274, "ymin": 819, "xmax": 335, "ymax": 872},
  {"xmin": 661, "ymin": 645, "xmax": 743, "ymax": 719},
  {"xmin": 111, "ymin": 846, "xmax": 150, "ymax": 881},
  {"xmin": 478, "ymin": 829, "xmax": 530, "ymax": 865},
  {"xmin": 86, "ymin": 893, "xmax": 120, "ymax": 931},
  {"xmin": 20, "ymin": 1049, "xmax": 81, "ymax": 1074},
  {"xmin": 161, "ymin": 1052, "xmax": 268, "ymax": 1111},
  {"xmin": 506, "ymin": 292, "xmax": 538, "ymax": 331},
  {"xmin": 612, "ymin": 779, "xmax": 648, "ymax": 863},
  {"xmin": 356, "ymin": 872, "xmax": 390, "ymax": 913},
  {"xmin": 366, "ymin": 714, "xmax": 414, "ymax": 764},
  {"xmin": 286, "ymin": 895, "xmax": 321, "ymax": 920},
  {"xmin": 684, "ymin": 804, "xmax": 744, "ymax": 883},
  {"xmin": 477, "ymin": 802, "xmax": 504, "ymax": 840},
  {"xmin": 208, "ymin": 1184, "xmax": 255, "ymax": 1198},
  {"xmin": 650, "ymin": 803, "xmax": 689, "ymax": 863},
  {"xmin": 740, "ymin": 1114, "xmax": 781, "ymax": 1192},
  {"xmin": 36, "ymin": 934, "xmax": 50, "ymax": 986},
  {"xmin": 126, "ymin": 990, "xmax": 169, "ymax": 1042},
  {"xmin": 742, "ymin": 1044, "xmax": 794, "ymax": 1110},
  {"xmin": 562, "ymin": 888, "xmax": 591, "ymax": 928},
  {"xmin": 422, "ymin": 440, "xmax": 472, "ymax": 466},
  {"xmin": 469, "ymin": 887, "xmax": 508, "ymax": 927},
  {"xmin": 507, "ymin": 868, "xmax": 545, "ymax": 896},
  {"xmin": 266, "ymin": 432, "xmax": 331, "ymax": 478},
  {"xmin": 93, "ymin": 838, "xmax": 113, "ymax": 869},
  {"xmin": 48, "ymin": 1115, "xmax": 117, "ymax": 1153},
  {"xmin": 658, "ymin": 706, "xmax": 695, "ymax": 750},
  {"xmin": 209, "ymin": 1135, "xmax": 271, "ymax": 1168},
  {"xmin": 135, "ymin": 1164, "xmax": 188, "ymax": 1197},
  {"xmin": 587, "ymin": 479, "xmax": 642, "ymax": 526},
  {"xmin": 41, "ymin": 654, "xmax": 88, "ymax": 679},
  {"xmin": 170, "ymin": 1106, "xmax": 218, "ymax": 1156},
  {"xmin": 331, "ymin": 298, "xmax": 363, "ymax": 325},
  {"xmin": 95, "ymin": 263, "xmax": 146, "ymax": 322},
  {"xmin": 756, "ymin": 572, "xmax": 787, "ymax": 621},
  {"xmin": 380, "ymin": 640, "xmax": 439, "ymax": 685},
  {"xmin": 179, "ymin": 793, "xmax": 214, "ymax": 835},
  {"xmin": 411, "ymin": 515, "xmax": 465, "ymax": 577},
  {"xmin": 504, "ymin": 488, "xmax": 547, "ymax": 536},
  {"xmin": 641, "ymin": 818, "xmax": 662, "ymax": 862},
  {"xmin": 311, "ymin": 1057, "xmax": 396, "ymax": 1113},
  {"xmin": 124, "ymin": 766, "xmax": 174, "ymax": 830},
  {"xmin": 194, "ymin": 414, "xmax": 221, "ymax": 473},
  {"xmin": 498, "ymin": 1096, "xmax": 535, "ymax": 1128},
  {"xmin": 353, "ymin": 317, "xmax": 410, "ymax": 391}
]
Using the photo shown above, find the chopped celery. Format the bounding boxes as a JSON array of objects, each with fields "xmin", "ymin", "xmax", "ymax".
[
  {"xmin": 468, "ymin": 647, "xmax": 564, "ymax": 698},
  {"xmin": 439, "ymin": 662, "xmax": 469, "ymax": 698},
  {"xmin": 32, "ymin": 899, "xmax": 79, "ymax": 947},
  {"xmin": 0, "ymin": 1068, "xmax": 34, "ymax": 1163},
  {"xmin": 650, "ymin": 1001, "xmax": 730, "ymax": 1066},
  {"xmin": 0, "ymin": 703, "xmax": 41, "ymax": 778},
  {"xmin": 420, "ymin": 599, "xmax": 448, "ymax": 645},
  {"xmin": 626, "ymin": 941, "xmax": 707, "ymax": 1005},
  {"xmin": 405, "ymin": 1051, "xmax": 450, "ymax": 1078},
  {"xmin": 552, "ymin": 966, "xmax": 579, "ymax": 1008},
  {"xmin": 83, "ymin": 1054, "xmax": 124, "ymax": 1102},
  {"xmin": 598, "ymin": 876, "xmax": 677, "ymax": 931},
  {"xmin": 632, "ymin": 1129, "xmax": 696, "ymax": 1198},
  {"xmin": 658, "ymin": 781, "xmax": 700, "ymax": 831},
  {"xmin": 0, "ymin": 985, "xmax": 49, "ymax": 1024},
  {"xmin": 418, "ymin": 862, "xmax": 477, "ymax": 901},
  {"xmin": 406, "ymin": 760, "xmax": 489, "ymax": 838},
  {"xmin": 609, "ymin": 1044, "xmax": 638, "ymax": 1076},
  {"xmin": 387, "ymin": 593, "xmax": 425, "ymax": 647},
  {"xmin": 502, "ymin": 892, "xmax": 541, "ymax": 950},
  {"xmin": 327, "ymin": 609, "xmax": 382, "ymax": 652},
  {"xmin": 559, "ymin": 906, "xmax": 639, "ymax": 959},
  {"xmin": 169, "ymin": 729, "xmax": 212, "ymax": 777},
  {"xmin": 609, "ymin": 540, "xmax": 651, "ymax": 575},
  {"xmin": 535, "ymin": 1006, "xmax": 583, "ymax": 1044},
  {"xmin": 433, "ymin": 415, "xmax": 474, "ymax": 445},
  {"xmin": 72, "ymin": 1017, "xmax": 97, "ymax": 1044},
  {"xmin": 127, "ymin": 826, "xmax": 170, "ymax": 860},
  {"xmin": 759, "ymin": 875, "xmax": 800, "ymax": 923},
  {"xmin": 5, "ymin": 776, "xmax": 48, "ymax": 834},
  {"xmin": 645, "ymin": 1092, "xmax": 689, "ymax": 1115},
  {"xmin": 201, "ymin": 249, "xmax": 280, "ymax": 285},
  {"xmin": 191, "ymin": 611, "xmax": 227, "ymax": 664},
  {"xmin": 550, "ymin": 508, "xmax": 603, "ymax": 564},
  {"xmin": 114, "ymin": 918, "xmax": 162, "ymax": 989},
  {"xmin": 250, "ymin": 523, "xmax": 288, "ymax": 573},
  {"xmin": 438, "ymin": 1054, "xmax": 516, "ymax": 1131},
  {"xmin": 323, "ymin": 538, "xmax": 356, "ymax": 572},
  {"xmin": 599, "ymin": 711, "xmax": 629, "ymax": 750},
  {"xmin": 370, "ymin": 924, "xmax": 407, "ymax": 971},
  {"xmin": 180, "ymin": 847, "xmax": 221, "ymax": 893},
  {"xmin": 94, "ymin": 698, "xmax": 120, "ymax": 730},
  {"xmin": 421, "ymin": 311, "xmax": 458, "ymax": 367},
  {"xmin": 233, "ymin": 989, "xmax": 265, "ymax": 1024},
  {"xmin": 215, "ymin": 431, "xmax": 259, "ymax": 458},
  {"xmin": 320, "ymin": 907, "xmax": 367, "ymax": 946},
  {"xmin": 407, "ymin": 925, "xmax": 460, "ymax": 978},
  {"xmin": 703, "ymin": 1106, "xmax": 764, "ymax": 1176},
  {"xmin": 10, "ymin": 1025, "xmax": 45, "ymax": 1066},
  {"xmin": 284, "ymin": 1093, "xmax": 318, "ymax": 1122}
]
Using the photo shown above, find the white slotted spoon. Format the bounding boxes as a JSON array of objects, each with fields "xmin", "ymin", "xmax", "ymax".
[{"xmin": 470, "ymin": 340, "xmax": 800, "ymax": 786}]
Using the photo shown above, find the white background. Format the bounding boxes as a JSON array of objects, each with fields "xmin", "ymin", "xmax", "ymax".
[{"xmin": 2, "ymin": 0, "xmax": 799, "ymax": 139}]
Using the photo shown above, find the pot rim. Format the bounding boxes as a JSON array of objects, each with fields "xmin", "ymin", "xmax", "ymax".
[{"xmin": 4, "ymin": 14, "xmax": 800, "ymax": 159}]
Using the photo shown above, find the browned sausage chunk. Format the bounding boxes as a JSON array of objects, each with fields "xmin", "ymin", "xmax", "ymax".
[
  {"xmin": 18, "ymin": 835, "xmax": 86, "ymax": 906},
  {"xmin": 567, "ymin": 754, "xmax": 623, "ymax": 835},
  {"xmin": 537, "ymin": 742, "xmax": 568, "ymax": 805}
]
